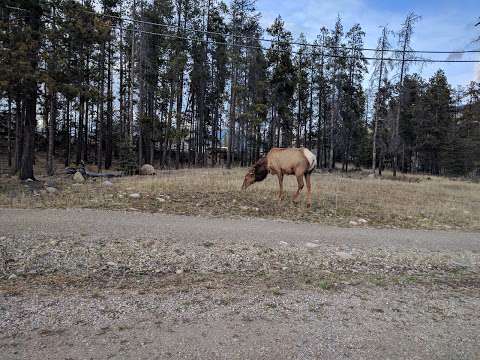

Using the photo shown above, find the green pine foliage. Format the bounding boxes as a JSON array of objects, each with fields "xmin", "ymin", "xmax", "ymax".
[{"xmin": 0, "ymin": 0, "xmax": 478, "ymax": 177}]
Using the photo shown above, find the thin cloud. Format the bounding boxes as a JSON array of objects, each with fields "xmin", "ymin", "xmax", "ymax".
[{"xmin": 446, "ymin": 52, "xmax": 464, "ymax": 61}]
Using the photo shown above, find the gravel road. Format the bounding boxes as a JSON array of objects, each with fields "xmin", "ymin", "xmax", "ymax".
[{"xmin": 1, "ymin": 208, "xmax": 479, "ymax": 359}]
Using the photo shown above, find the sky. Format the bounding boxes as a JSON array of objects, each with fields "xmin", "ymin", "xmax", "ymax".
[{"xmin": 255, "ymin": 0, "xmax": 480, "ymax": 87}]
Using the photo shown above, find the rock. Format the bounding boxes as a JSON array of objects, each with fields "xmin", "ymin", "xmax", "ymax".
[
  {"xmin": 46, "ymin": 187, "xmax": 57, "ymax": 194},
  {"xmin": 73, "ymin": 171, "xmax": 85, "ymax": 183},
  {"xmin": 335, "ymin": 251, "xmax": 354, "ymax": 260},
  {"xmin": 240, "ymin": 206, "xmax": 249, "ymax": 210},
  {"xmin": 156, "ymin": 197, "xmax": 166, "ymax": 202},
  {"xmin": 305, "ymin": 242, "xmax": 320, "ymax": 248},
  {"xmin": 129, "ymin": 193, "xmax": 141, "ymax": 199},
  {"xmin": 25, "ymin": 178, "xmax": 34, "ymax": 182},
  {"xmin": 8, "ymin": 274, "xmax": 17, "ymax": 280},
  {"xmin": 357, "ymin": 218, "xmax": 368, "ymax": 224},
  {"xmin": 349, "ymin": 221, "xmax": 358, "ymax": 226},
  {"xmin": 106, "ymin": 261, "xmax": 117, "ymax": 267},
  {"xmin": 176, "ymin": 269, "xmax": 184, "ymax": 274},
  {"xmin": 368, "ymin": 173, "xmax": 375, "ymax": 178},
  {"xmin": 102, "ymin": 180, "xmax": 113, "ymax": 187},
  {"xmin": 45, "ymin": 180, "xmax": 57, "ymax": 188},
  {"xmin": 139, "ymin": 164, "xmax": 155, "ymax": 176}
]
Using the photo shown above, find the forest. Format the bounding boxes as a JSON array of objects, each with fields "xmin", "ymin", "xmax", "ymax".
[{"xmin": 0, "ymin": 0, "xmax": 479, "ymax": 180}]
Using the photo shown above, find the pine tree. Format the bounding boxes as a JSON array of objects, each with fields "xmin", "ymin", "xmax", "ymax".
[
  {"xmin": 393, "ymin": 12, "xmax": 421, "ymax": 176},
  {"xmin": 267, "ymin": 16, "xmax": 296, "ymax": 148},
  {"xmin": 370, "ymin": 26, "xmax": 393, "ymax": 173}
]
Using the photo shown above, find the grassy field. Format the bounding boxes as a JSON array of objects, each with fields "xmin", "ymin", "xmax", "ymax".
[{"xmin": 1, "ymin": 165, "xmax": 479, "ymax": 231}]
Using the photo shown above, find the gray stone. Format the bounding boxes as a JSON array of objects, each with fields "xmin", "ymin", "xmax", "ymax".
[
  {"xmin": 335, "ymin": 251, "xmax": 354, "ymax": 260},
  {"xmin": 46, "ymin": 187, "xmax": 57, "ymax": 194},
  {"xmin": 102, "ymin": 180, "xmax": 113, "ymax": 187},
  {"xmin": 73, "ymin": 171, "xmax": 85, "ymax": 183},
  {"xmin": 139, "ymin": 164, "xmax": 156, "ymax": 176},
  {"xmin": 129, "ymin": 193, "xmax": 141, "ymax": 199},
  {"xmin": 45, "ymin": 179, "xmax": 57, "ymax": 187}
]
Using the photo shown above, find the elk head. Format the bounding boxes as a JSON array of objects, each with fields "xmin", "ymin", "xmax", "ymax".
[{"xmin": 242, "ymin": 157, "xmax": 268, "ymax": 190}]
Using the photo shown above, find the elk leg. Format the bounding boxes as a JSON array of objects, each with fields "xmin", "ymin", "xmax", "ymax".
[
  {"xmin": 293, "ymin": 175, "xmax": 304, "ymax": 202},
  {"xmin": 305, "ymin": 173, "xmax": 312, "ymax": 208},
  {"xmin": 277, "ymin": 173, "xmax": 284, "ymax": 200}
]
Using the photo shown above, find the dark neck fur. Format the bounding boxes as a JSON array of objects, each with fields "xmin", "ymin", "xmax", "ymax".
[{"xmin": 254, "ymin": 157, "xmax": 268, "ymax": 182}]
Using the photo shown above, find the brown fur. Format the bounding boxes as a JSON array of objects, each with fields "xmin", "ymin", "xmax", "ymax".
[{"xmin": 242, "ymin": 147, "xmax": 316, "ymax": 207}]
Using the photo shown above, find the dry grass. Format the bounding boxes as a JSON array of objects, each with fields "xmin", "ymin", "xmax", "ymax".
[{"xmin": 1, "ymin": 167, "xmax": 479, "ymax": 230}]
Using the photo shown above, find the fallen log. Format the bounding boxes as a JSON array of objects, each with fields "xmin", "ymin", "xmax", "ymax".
[{"xmin": 64, "ymin": 162, "xmax": 123, "ymax": 178}]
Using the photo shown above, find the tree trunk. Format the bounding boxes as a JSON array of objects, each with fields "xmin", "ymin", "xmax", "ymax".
[
  {"xmin": 77, "ymin": 95, "xmax": 84, "ymax": 165},
  {"xmin": 47, "ymin": 92, "xmax": 56, "ymax": 176},
  {"xmin": 227, "ymin": 63, "xmax": 237, "ymax": 169},
  {"xmin": 105, "ymin": 37, "xmax": 113, "ymax": 169},
  {"xmin": 64, "ymin": 99, "xmax": 71, "ymax": 167},
  {"xmin": 14, "ymin": 97, "xmax": 23, "ymax": 173},
  {"xmin": 19, "ymin": 1, "xmax": 41, "ymax": 180},
  {"xmin": 128, "ymin": 0, "xmax": 136, "ymax": 146},
  {"xmin": 7, "ymin": 96, "xmax": 12, "ymax": 168}
]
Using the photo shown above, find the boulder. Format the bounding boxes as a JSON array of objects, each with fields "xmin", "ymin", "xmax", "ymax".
[
  {"xmin": 139, "ymin": 164, "xmax": 155, "ymax": 176},
  {"xmin": 73, "ymin": 171, "xmax": 85, "ymax": 183},
  {"xmin": 46, "ymin": 187, "xmax": 57, "ymax": 194},
  {"xmin": 45, "ymin": 179, "xmax": 57, "ymax": 187}
]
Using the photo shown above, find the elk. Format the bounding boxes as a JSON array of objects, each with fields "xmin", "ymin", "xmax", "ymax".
[{"xmin": 242, "ymin": 147, "xmax": 317, "ymax": 207}]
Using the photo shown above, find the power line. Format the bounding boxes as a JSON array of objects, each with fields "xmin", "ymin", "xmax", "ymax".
[
  {"xmin": 121, "ymin": 26, "xmax": 480, "ymax": 63},
  {"xmin": 87, "ymin": 8, "xmax": 480, "ymax": 56},
  {"xmin": 3, "ymin": 4, "xmax": 480, "ymax": 62}
]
